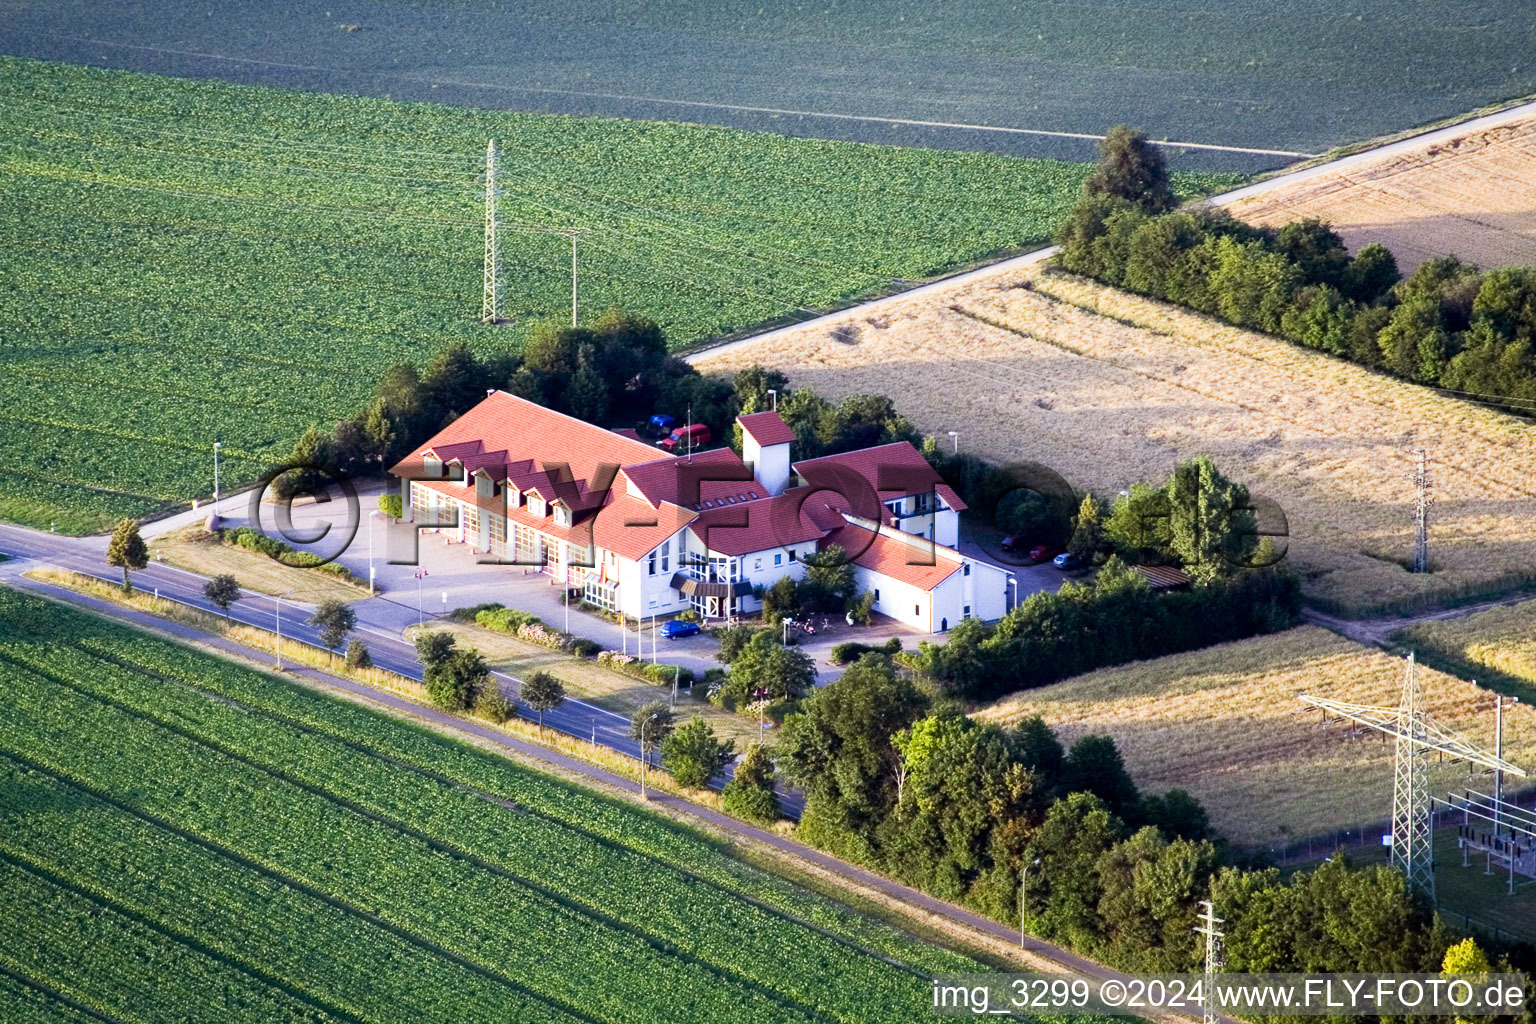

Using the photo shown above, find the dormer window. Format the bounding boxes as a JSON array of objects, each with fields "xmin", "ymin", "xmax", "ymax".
[
  {"xmin": 553, "ymin": 505, "xmax": 570, "ymax": 527},
  {"xmin": 475, "ymin": 474, "xmax": 494, "ymax": 499},
  {"xmin": 528, "ymin": 495, "xmax": 546, "ymax": 518},
  {"xmin": 422, "ymin": 455, "xmax": 443, "ymax": 479}
]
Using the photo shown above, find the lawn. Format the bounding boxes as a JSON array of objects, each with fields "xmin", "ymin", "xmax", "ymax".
[
  {"xmin": 149, "ymin": 523, "xmax": 373, "ymax": 605},
  {"xmin": 972, "ymin": 626, "xmax": 1536, "ymax": 850},
  {"xmin": 0, "ymin": 585, "xmax": 996, "ymax": 1022},
  {"xmin": 0, "ymin": 58, "xmax": 1242, "ymax": 536},
  {"xmin": 697, "ymin": 264, "xmax": 1536, "ymax": 617}
]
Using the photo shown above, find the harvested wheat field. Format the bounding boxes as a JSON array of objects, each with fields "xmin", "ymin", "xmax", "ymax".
[
  {"xmin": 973, "ymin": 626, "xmax": 1536, "ymax": 848},
  {"xmin": 1395, "ymin": 598, "xmax": 1536, "ymax": 703},
  {"xmin": 695, "ymin": 264, "xmax": 1536, "ymax": 616},
  {"xmin": 1222, "ymin": 117, "xmax": 1536, "ymax": 272}
]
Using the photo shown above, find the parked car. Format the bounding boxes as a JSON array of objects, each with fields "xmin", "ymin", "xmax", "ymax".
[
  {"xmin": 1028, "ymin": 544, "xmax": 1063, "ymax": 562},
  {"xmin": 1052, "ymin": 551, "xmax": 1085, "ymax": 571},
  {"xmin": 659, "ymin": 423, "xmax": 711, "ymax": 452},
  {"xmin": 1000, "ymin": 535, "xmax": 1022, "ymax": 553},
  {"xmin": 659, "ymin": 619, "xmax": 701, "ymax": 639},
  {"xmin": 648, "ymin": 413, "xmax": 677, "ymax": 436}
]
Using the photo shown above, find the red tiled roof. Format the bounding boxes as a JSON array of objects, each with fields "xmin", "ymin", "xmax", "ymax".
[
  {"xmin": 392, "ymin": 390, "xmax": 664, "ymax": 491},
  {"xmin": 593, "ymin": 494, "xmax": 696, "ymax": 562},
  {"xmin": 794, "ymin": 442, "xmax": 967, "ymax": 512},
  {"xmin": 688, "ymin": 491, "xmax": 838, "ymax": 557},
  {"xmin": 819, "ymin": 521, "xmax": 964, "ymax": 591},
  {"xmin": 737, "ymin": 411, "xmax": 795, "ymax": 447},
  {"xmin": 414, "ymin": 479, "xmax": 694, "ymax": 562},
  {"xmin": 611, "ymin": 427, "xmax": 643, "ymax": 441},
  {"xmin": 621, "ymin": 448, "xmax": 768, "ymax": 510}
]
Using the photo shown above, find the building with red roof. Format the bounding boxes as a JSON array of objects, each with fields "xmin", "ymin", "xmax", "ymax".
[{"xmin": 391, "ymin": 393, "xmax": 1007, "ymax": 631}]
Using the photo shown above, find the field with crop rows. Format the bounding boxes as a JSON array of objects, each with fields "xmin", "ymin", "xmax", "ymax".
[
  {"xmin": 973, "ymin": 626, "xmax": 1536, "ymax": 850},
  {"xmin": 0, "ymin": 585, "xmax": 1052, "ymax": 1024},
  {"xmin": 697, "ymin": 264, "xmax": 1536, "ymax": 617},
  {"xmin": 8, "ymin": 0, "xmax": 1536, "ymax": 170},
  {"xmin": 1225, "ymin": 116, "xmax": 1536, "ymax": 273},
  {"xmin": 0, "ymin": 58, "xmax": 1240, "ymax": 535}
]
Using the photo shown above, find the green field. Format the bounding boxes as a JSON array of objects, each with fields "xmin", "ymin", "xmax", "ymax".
[
  {"xmin": 0, "ymin": 57, "xmax": 1235, "ymax": 534},
  {"xmin": 0, "ymin": 585, "xmax": 1028, "ymax": 1022}
]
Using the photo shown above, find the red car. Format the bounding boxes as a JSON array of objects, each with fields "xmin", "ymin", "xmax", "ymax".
[{"xmin": 1028, "ymin": 544, "xmax": 1063, "ymax": 563}]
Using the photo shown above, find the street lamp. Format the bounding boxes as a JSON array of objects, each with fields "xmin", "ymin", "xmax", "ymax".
[
  {"xmin": 640, "ymin": 712, "xmax": 660, "ymax": 798},
  {"xmin": 274, "ymin": 588, "xmax": 295, "ymax": 670},
  {"xmin": 564, "ymin": 582, "xmax": 570, "ymax": 634},
  {"xmin": 782, "ymin": 616, "xmax": 793, "ymax": 645},
  {"xmin": 767, "ymin": 388, "xmax": 777, "ymax": 411},
  {"xmin": 1020, "ymin": 856, "xmax": 1041, "ymax": 947},
  {"xmin": 948, "ymin": 430, "xmax": 959, "ymax": 455},
  {"xmin": 368, "ymin": 509, "xmax": 380, "ymax": 595},
  {"xmin": 413, "ymin": 570, "xmax": 429, "ymax": 628},
  {"xmin": 1007, "ymin": 576, "xmax": 1017, "ymax": 612},
  {"xmin": 212, "ymin": 441, "xmax": 222, "ymax": 511}
]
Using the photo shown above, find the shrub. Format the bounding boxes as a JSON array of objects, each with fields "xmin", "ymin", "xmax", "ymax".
[
  {"xmin": 473, "ymin": 682, "xmax": 514, "ymax": 723},
  {"xmin": 597, "ymin": 651, "xmax": 695, "ymax": 688},
  {"xmin": 721, "ymin": 744, "xmax": 782, "ymax": 823},
  {"xmin": 377, "ymin": 493, "xmax": 403, "ymax": 519},
  {"xmin": 344, "ymin": 640, "xmax": 372, "ymax": 670},
  {"xmin": 450, "ymin": 601, "xmax": 503, "ymax": 623},
  {"xmin": 475, "ymin": 607, "xmax": 541, "ymax": 632},
  {"xmin": 829, "ymin": 641, "xmax": 873, "ymax": 666},
  {"xmin": 567, "ymin": 637, "xmax": 601, "ymax": 659}
]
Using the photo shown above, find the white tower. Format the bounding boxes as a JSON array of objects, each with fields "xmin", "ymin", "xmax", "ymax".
[{"xmin": 738, "ymin": 411, "xmax": 793, "ymax": 496}]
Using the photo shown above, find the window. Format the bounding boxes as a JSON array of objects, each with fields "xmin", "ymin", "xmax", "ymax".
[
  {"xmin": 963, "ymin": 562, "xmax": 971, "ymax": 576},
  {"xmin": 648, "ymin": 548, "xmax": 658, "ymax": 575},
  {"xmin": 489, "ymin": 514, "xmax": 507, "ymax": 557},
  {"xmin": 964, "ymin": 605, "xmax": 971, "ymax": 616},
  {"xmin": 476, "ymin": 474, "xmax": 494, "ymax": 499},
  {"xmin": 874, "ymin": 589, "xmax": 880, "ymax": 602},
  {"xmin": 553, "ymin": 505, "xmax": 570, "ymax": 527},
  {"xmin": 915, "ymin": 604, "xmax": 921, "ymax": 617},
  {"xmin": 528, "ymin": 495, "xmax": 546, "ymax": 518},
  {"xmin": 754, "ymin": 558, "xmax": 762, "ymax": 572},
  {"xmin": 660, "ymin": 537, "xmax": 671, "ymax": 573},
  {"xmin": 774, "ymin": 553, "xmax": 783, "ymax": 567}
]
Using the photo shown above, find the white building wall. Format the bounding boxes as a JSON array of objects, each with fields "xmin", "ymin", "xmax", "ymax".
[
  {"xmin": 966, "ymin": 560, "xmax": 1010, "ymax": 621},
  {"xmin": 854, "ymin": 568, "xmax": 933, "ymax": 633},
  {"xmin": 933, "ymin": 508, "xmax": 959, "ymax": 549},
  {"xmin": 733, "ymin": 546, "xmax": 809, "ymax": 611},
  {"xmin": 743, "ymin": 438, "xmax": 791, "ymax": 496}
]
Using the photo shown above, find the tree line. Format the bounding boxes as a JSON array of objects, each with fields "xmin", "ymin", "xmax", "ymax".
[
  {"xmin": 776, "ymin": 651, "xmax": 1534, "ymax": 1017},
  {"xmin": 1057, "ymin": 126, "xmax": 1536, "ymax": 415}
]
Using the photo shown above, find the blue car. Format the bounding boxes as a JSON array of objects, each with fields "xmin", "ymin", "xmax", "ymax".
[
  {"xmin": 1052, "ymin": 551, "xmax": 1086, "ymax": 572},
  {"xmin": 659, "ymin": 619, "xmax": 701, "ymax": 640},
  {"xmin": 649, "ymin": 413, "xmax": 677, "ymax": 435}
]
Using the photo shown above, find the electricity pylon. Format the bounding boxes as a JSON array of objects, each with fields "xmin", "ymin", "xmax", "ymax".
[
  {"xmin": 1193, "ymin": 900, "xmax": 1224, "ymax": 1024},
  {"xmin": 482, "ymin": 139, "xmax": 502, "ymax": 324},
  {"xmin": 1301, "ymin": 653, "xmax": 1526, "ymax": 902},
  {"xmin": 1410, "ymin": 448, "xmax": 1432, "ymax": 573}
]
